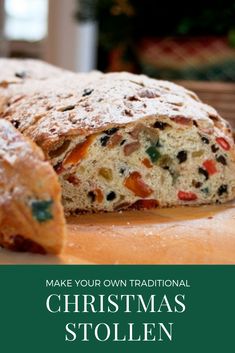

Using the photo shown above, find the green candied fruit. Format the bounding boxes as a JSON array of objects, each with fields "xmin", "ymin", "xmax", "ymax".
[
  {"xmin": 31, "ymin": 199, "xmax": 53, "ymax": 223},
  {"xmin": 201, "ymin": 187, "xmax": 209, "ymax": 195},
  {"xmin": 145, "ymin": 146, "xmax": 161, "ymax": 163}
]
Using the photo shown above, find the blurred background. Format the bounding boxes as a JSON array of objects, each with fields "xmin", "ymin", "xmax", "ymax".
[{"xmin": 0, "ymin": 0, "xmax": 235, "ymax": 126}]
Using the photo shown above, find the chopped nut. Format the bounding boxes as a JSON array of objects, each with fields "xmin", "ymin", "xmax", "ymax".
[
  {"xmin": 192, "ymin": 150, "xmax": 204, "ymax": 158},
  {"xmin": 99, "ymin": 168, "xmax": 113, "ymax": 180}
]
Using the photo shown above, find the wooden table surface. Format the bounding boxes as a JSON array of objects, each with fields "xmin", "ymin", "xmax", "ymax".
[{"xmin": 1, "ymin": 202, "xmax": 235, "ymax": 264}]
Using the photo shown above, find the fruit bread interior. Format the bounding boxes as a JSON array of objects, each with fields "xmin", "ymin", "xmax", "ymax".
[{"xmin": 50, "ymin": 117, "xmax": 235, "ymax": 214}]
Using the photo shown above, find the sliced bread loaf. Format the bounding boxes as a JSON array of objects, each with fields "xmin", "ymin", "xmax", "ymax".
[
  {"xmin": 0, "ymin": 119, "xmax": 66, "ymax": 253},
  {"xmin": 3, "ymin": 71, "xmax": 235, "ymax": 213}
]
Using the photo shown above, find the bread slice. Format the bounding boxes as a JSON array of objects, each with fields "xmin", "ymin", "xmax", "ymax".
[
  {"xmin": 0, "ymin": 119, "xmax": 66, "ymax": 253},
  {"xmin": 2, "ymin": 70, "xmax": 235, "ymax": 213}
]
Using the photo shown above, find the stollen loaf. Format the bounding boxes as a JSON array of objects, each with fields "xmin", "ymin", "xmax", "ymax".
[
  {"xmin": 0, "ymin": 119, "xmax": 65, "ymax": 253},
  {"xmin": 2, "ymin": 70, "xmax": 235, "ymax": 213}
]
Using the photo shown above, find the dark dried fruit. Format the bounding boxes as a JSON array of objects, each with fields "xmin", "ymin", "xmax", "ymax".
[
  {"xmin": 218, "ymin": 185, "xmax": 228, "ymax": 196},
  {"xmin": 216, "ymin": 155, "xmax": 227, "ymax": 166},
  {"xmin": 119, "ymin": 168, "xmax": 126, "ymax": 175},
  {"xmin": 128, "ymin": 95, "xmax": 140, "ymax": 101},
  {"xmin": 11, "ymin": 119, "xmax": 20, "ymax": 128},
  {"xmin": 192, "ymin": 180, "xmax": 202, "ymax": 188},
  {"xmin": 88, "ymin": 191, "xmax": 96, "ymax": 202},
  {"xmin": 120, "ymin": 139, "xmax": 126, "ymax": 146},
  {"xmin": 82, "ymin": 88, "xmax": 94, "ymax": 97},
  {"xmin": 53, "ymin": 162, "xmax": 64, "ymax": 174},
  {"xmin": 104, "ymin": 127, "xmax": 119, "ymax": 135},
  {"xmin": 124, "ymin": 109, "xmax": 133, "ymax": 117},
  {"xmin": 201, "ymin": 136, "xmax": 209, "ymax": 144},
  {"xmin": 15, "ymin": 71, "xmax": 27, "ymax": 79},
  {"xmin": 198, "ymin": 167, "xmax": 209, "ymax": 180},
  {"xmin": 100, "ymin": 135, "xmax": 110, "ymax": 146},
  {"xmin": 66, "ymin": 175, "xmax": 80, "ymax": 185},
  {"xmin": 106, "ymin": 191, "xmax": 116, "ymax": 201},
  {"xmin": 129, "ymin": 199, "xmax": 159, "ymax": 210},
  {"xmin": 177, "ymin": 150, "xmax": 187, "ymax": 163},
  {"xmin": 153, "ymin": 121, "xmax": 169, "ymax": 130},
  {"xmin": 211, "ymin": 144, "xmax": 219, "ymax": 153}
]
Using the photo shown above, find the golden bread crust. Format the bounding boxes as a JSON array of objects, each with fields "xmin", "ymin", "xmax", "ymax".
[{"xmin": 0, "ymin": 119, "xmax": 66, "ymax": 253}]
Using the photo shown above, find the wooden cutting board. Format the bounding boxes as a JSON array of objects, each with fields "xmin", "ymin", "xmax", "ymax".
[{"xmin": 0, "ymin": 202, "xmax": 235, "ymax": 264}]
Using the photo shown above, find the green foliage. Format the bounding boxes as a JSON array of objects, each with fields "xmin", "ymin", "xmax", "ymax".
[{"xmin": 75, "ymin": 0, "xmax": 235, "ymax": 49}]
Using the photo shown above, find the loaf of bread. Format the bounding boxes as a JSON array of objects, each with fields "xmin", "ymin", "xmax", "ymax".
[
  {"xmin": 0, "ymin": 119, "xmax": 65, "ymax": 253},
  {"xmin": 2, "ymin": 69, "xmax": 235, "ymax": 213}
]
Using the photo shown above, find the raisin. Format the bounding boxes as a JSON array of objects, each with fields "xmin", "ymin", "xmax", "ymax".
[
  {"xmin": 192, "ymin": 180, "xmax": 202, "ymax": 188},
  {"xmin": 120, "ymin": 139, "xmax": 126, "ymax": 146},
  {"xmin": 104, "ymin": 127, "xmax": 119, "ymax": 135},
  {"xmin": 124, "ymin": 109, "xmax": 133, "ymax": 117},
  {"xmin": 198, "ymin": 167, "xmax": 209, "ymax": 180},
  {"xmin": 218, "ymin": 185, "xmax": 228, "ymax": 196},
  {"xmin": 177, "ymin": 150, "xmax": 187, "ymax": 163},
  {"xmin": 216, "ymin": 155, "xmax": 227, "ymax": 166},
  {"xmin": 100, "ymin": 135, "xmax": 110, "ymax": 146},
  {"xmin": 53, "ymin": 162, "xmax": 64, "ymax": 174},
  {"xmin": 88, "ymin": 191, "xmax": 96, "ymax": 202},
  {"xmin": 11, "ymin": 119, "xmax": 20, "ymax": 128},
  {"xmin": 119, "ymin": 168, "xmax": 126, "ymax": 175},
  {"xmin": 106, "ymin": 191, "xmax": 116, "ymax": 201},
  {"xmin": 15, "ymin": 71, "xmax": 27, "ymax": 79},
  {"xmin": 129, "ymin": 199, "xmax": 159, "ymax": 210},
  {"xmin": 82, "ymin": 88, "xmax": 94, "ymax": 97},
  {"xmin": 211, "ymin": 144, "xmax": 219, "ymax": 153},
  {"xmin": 153, "ymin": 121, "xmax": 169, "ymax": 130},
  {"xmin": 201, "ymin": 136, "xmax": 210, "ymax": 144}
]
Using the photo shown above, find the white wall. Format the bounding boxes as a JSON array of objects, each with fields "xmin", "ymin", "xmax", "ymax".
[
  {"xmin": 0, "ymin": 0, "xmax": 9, "ymax": 56},
  {"xmin": 44, "ymin": 0, "xmax": 77, "ymax": 70}
]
